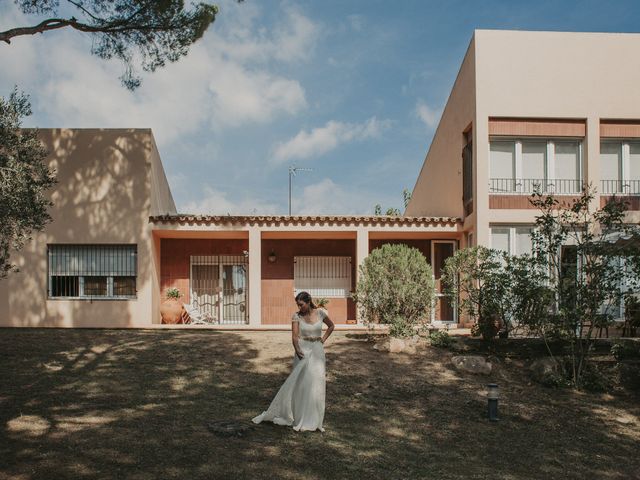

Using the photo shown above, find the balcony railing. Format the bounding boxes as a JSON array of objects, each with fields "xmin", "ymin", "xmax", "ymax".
[
  {"xmin": 600, "ymin": 179, "xmax": 640, "ymax": 195},
  {"xmin": 490, "ymin": 178, "xmax": 583, "ymax": 194}
]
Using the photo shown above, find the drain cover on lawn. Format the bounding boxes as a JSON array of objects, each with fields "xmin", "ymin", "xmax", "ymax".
[{"xmin": 207, "ymin": 420, "xmax": 253, "ymax": 437}]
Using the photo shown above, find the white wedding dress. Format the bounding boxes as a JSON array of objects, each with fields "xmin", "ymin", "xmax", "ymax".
[{"xmin": 252, "ymin": 309, "xmax": 326, "ymax": 432}]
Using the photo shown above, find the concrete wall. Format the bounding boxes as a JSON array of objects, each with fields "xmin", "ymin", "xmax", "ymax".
[
  {"xmin": 0, "ymin": 129, "xmax": 169, "ymax": 327},
  {"xmin": 405, "ymin": 36, "xmax": 476, "ymax": 219}
]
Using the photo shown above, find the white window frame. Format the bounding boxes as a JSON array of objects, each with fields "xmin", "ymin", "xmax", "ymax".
[
  {"xmin": 489, "ymin": 225, "xmax": 535, "ymax": 256},
  {"xmin": 600, "ymin": 140, "xmax": 640, "ymax": 194},
  {"xmin": 489, "ymin": 137, "xmax": 583, "ymax": 194}
]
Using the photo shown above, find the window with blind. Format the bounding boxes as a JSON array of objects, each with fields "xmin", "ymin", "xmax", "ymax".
[
  {"xmin": 489, "ymin": 138, "xmax": 582, "ymax": 194},
  {"xmin": 600, "ymin": 140, "xmax": 640, "ymax": 194},
  {"xmin": 490, "ymin": 226, "xmax": 534, "ymax": 256},
  {"xmin": 293, "ymin": 256, "xmax": 352, "ymax": 298},
  {"xmin": 48, "ymin": 245, "xmax": 137, "ymax": 299}
]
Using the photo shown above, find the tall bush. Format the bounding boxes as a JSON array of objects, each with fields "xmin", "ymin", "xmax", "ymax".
[{"xmin": 353, "ymin": 244, "xmax": 435, "ymax": 337}]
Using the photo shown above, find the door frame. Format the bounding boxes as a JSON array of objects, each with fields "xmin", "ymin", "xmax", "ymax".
[
  {"xmin": 430, "ymin": 240, "xmax": 458, "ymax": 325},
  {"xmin": 189, "ymin": 255, "xmax": 248, "ymax": 324}
]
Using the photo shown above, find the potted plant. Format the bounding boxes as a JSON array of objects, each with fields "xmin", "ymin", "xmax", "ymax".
[{"xmin": 160, "ymin": 287, "xmax": 183, "ymax": 324}]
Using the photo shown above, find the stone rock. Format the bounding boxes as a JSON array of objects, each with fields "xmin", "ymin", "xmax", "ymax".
[
  {"xmin": 389, "ymin": 337, "xmax": 418, "ymax": 354},
  {"xmin": 451, "ymin": 355, "xmax": 492, "ymax": 375},
  {"xmin": 529, "ymin": 358, "xmax": 562, "ymax": 386},
  {"xmin": 389, "ymin": 337, "xmax": 406, "ymax": 353},
  {"xmin": 373, "ymin": 338, "xmax": 390, "ymax": 352}
]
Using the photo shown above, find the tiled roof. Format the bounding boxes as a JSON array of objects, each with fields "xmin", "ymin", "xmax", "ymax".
[{"xmin": 150, "ymin": 214, "xmax": 462, "ymax": 227}]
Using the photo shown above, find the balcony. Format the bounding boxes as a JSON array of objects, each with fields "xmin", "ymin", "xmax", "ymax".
[
  {"xmin": 490, "ymin": 178, "xmax": 584, "ymax": 195},
  {"xmin": 600, "ymin": 180, "xmax": 640, "ymax": 195}
]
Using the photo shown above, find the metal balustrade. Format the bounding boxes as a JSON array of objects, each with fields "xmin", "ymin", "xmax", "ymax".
[
  {"xmin": 600, "ymin": 179, "xmax": 640, "ymax": 195},
  {"xmin": 490, "ymin": 178, "xmax": 583, "ymax": 194}
]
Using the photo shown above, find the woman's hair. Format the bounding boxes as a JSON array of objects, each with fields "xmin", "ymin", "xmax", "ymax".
[{"xmin": 295, "ymin": 291, "xmax": 316, "ymax": 313}]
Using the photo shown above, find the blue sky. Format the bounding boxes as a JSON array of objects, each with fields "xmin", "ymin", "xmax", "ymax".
[{"xmin": 2, "ymin": 0, "xmax": 640, "ymax": 215}]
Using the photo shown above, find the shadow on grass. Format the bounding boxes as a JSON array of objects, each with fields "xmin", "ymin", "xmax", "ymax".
[{"xmin": 1, "ymin": 329, "xmax": 639, "ymax": 480}]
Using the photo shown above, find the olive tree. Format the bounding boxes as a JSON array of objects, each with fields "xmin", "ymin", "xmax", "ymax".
[
  {"xmin": 0, "ymin": 89, "xmax": 56, "ymax": 278},
  {"xmin": 353, "ymin": 243, "xmax": 435, "ymax": 337}
]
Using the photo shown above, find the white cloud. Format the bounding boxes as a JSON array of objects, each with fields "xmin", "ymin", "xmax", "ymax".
[
  {"xmin": 271, "ymin": 117, "xmax": 390, "ymax": 164},
  {"xmin": 0, "ymin": 2, "xmax": 316, "ymax": 144},
  {"xmin": 294, "ymin": 178, "xmax": 385, "ymax": 215},
  {"xmin": 180, "ymin": 186, "xmax": 279, "ymax": 215},
  {"xmin": 415, "ymin": 99, "xmax": 442, "ymax": 129}
]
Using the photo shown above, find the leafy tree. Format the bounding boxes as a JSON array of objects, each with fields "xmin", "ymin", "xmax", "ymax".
[
  {"xmin": 0, "ymin": 89, "xmax": 56, "ymax": 278},
  {"xmin": 2, "ymin": 0, "xmax": 221, "ymax": 89},
  {"xmin": 374, "ymin": 188, "xmax": 412, "ymax": 216},
  {"xmin": 353, "ymin": 243, "xmax": 435, "ymax": 337},
  {"xmin": 442, "ymin": 246, "xmax": 552, "ymax": 342},
  {"xmin": 442, "ymin": 247, "xmax": 511, "ymax": 341},
  {"xmin": 525, "ymin": 187, "xmax": 640, "ymax": 388}
]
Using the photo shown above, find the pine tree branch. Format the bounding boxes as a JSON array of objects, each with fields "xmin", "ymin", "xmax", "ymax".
[{"xmin": 1, "ymin": 16, "xmax": 183, "ymax": 44}]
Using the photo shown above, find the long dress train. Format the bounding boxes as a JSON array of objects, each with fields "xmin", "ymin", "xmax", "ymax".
[{"xmin": 252, "ymin": 310, "xmax": 326, "ymax": 432}]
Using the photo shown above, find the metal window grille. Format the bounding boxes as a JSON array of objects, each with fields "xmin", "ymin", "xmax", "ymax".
[
  {"xmin": 48, "ymin": 244, "xmax": 137, "ymax": 298},
  {"xmin": 294, "ymin": 256, "xmax": 352, "ymax": 298},
  {"xmin": 189, "ymin": 255, "xmax": 248, "ymax": 325}
]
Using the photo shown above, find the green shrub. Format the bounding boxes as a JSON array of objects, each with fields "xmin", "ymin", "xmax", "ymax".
[
  {"xmin": 353, "ymin": 243, "xmax": 435, "ymax": 338},
  {"xmin": 610, "ymin": 342, "xmax": 640, "ymax": 361},
  {"xmin": 429, "ymin": 331, "xmax": 453, "ymax": 348},
  {"xmin": 165, "ymin": 287, "xmax": 181, "ymax": 299},
  {"xmin": 315, "ymin": 297, "xmax": 330, "ymax": 309}
]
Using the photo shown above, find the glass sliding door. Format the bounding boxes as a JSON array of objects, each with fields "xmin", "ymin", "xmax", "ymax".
[
  {"xmin": 221, "ymin": 264, "xmax": 247, "ymax": 324},
  {"xmin": 431, "ymin": 241, "xmax": 457, "ymax": 323},
  {"xmin": 190, "ymin": 255, "xmax": 248, "ymax": 324}
]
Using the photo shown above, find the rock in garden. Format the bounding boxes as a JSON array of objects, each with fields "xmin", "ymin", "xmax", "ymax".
[
  {"xmin": 529, "ymin": 358, "xmax": 561, "ymax": 385},
  {"xmin": 373, "ymin": 338, "xmax": 390, "ymax": 351},
  {"xmin": 388, "ymin": 337, "xmax": 417, "ymax": 354},
  {"xmin": 451, "ymin": 355, "xmax": 492, "ymax": 375}
]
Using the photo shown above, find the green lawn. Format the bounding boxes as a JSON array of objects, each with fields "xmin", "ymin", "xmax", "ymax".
[{"xmin": 1, "ymin": 329, "xmax": 639, "ymax": 480}]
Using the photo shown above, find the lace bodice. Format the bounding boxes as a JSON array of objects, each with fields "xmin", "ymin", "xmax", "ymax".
[{"xmin": 292, "ymin": 308, "xmax": 326, "ymax": 337}]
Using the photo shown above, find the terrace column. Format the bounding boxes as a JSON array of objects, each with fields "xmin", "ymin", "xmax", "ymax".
[
  {"xmin": 248, "ymin": 227, "xmax": 262, "ymax": 326},
  {"xmin": 355, "ymin": 228, "xmax": 369, "ymax": 324}
]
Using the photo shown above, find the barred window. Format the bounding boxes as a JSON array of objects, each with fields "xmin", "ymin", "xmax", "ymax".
[
  {"xmin": 48, "ymin": 245, "xmax": 137, "ymax": 299},
  {"xmin": 294, "ymin": 256, "xmax": 352, "ymax": 298}
]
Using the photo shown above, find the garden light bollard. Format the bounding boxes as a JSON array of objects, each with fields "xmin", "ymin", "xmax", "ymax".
[{"xmin": 487, "ymin": 383, "xmax": 499, "ymax": 422}]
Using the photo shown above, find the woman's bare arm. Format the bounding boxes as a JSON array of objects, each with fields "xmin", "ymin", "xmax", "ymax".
[
  {"xmin": 292, "ymin": 321, "xmax": 304, "ymax": 358},
  {"xmin": 321, "ymin": 313, "xmax": 335, "ymax": 344}
]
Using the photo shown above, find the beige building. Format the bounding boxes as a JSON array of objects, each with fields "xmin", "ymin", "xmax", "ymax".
[
  {"xmin": 2, "ymin": 30, "xmax": 639, "ymax": 328},
  {"xmin": 407, "ymin": 29, "xmax": 640, "ymax": 250}
]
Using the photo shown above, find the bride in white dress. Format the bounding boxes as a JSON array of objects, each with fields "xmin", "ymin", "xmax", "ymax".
[{"xmin": 252, "ymin": 291, "xmax": 335, "ymax": 432}]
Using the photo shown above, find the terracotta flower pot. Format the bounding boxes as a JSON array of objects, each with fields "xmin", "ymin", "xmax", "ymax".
[{"xmin": 160, "ymin": 298, "xmax": 183, "ymax": 324}]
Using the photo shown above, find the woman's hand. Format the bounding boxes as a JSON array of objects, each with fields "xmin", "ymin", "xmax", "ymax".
[{"xmin": 295, "ymin": 349, "xmax": 305, "ymax": 359}]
